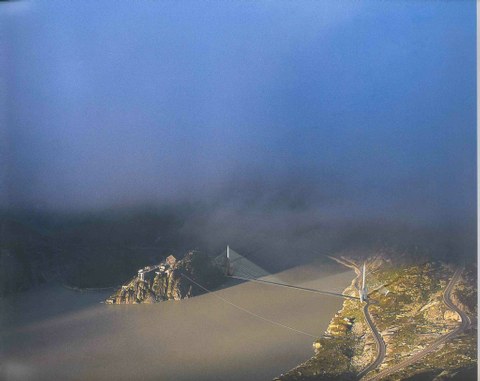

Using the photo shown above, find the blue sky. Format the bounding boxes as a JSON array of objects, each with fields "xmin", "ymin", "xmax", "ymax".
[{"xmin": 2, "ymin": 1, "xmax": 476, "ymax": 225}]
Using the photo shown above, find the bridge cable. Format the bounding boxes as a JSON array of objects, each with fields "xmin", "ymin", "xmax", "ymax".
[
  {"xmin": 229, "ymin": 275, "xmax": 359, "ymax": 300},
  {"xmin": 180, "ymin": 273, "xmax": 318, "ymax": 339}
]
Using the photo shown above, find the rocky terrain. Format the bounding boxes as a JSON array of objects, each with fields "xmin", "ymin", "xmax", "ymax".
[
  {"xmin": 106, "ymin": 250, "xmax": 225, "ymax": 304},
  {"xmin": 275, "ymin": 255, "xmax": 477, "ymax": 381}
]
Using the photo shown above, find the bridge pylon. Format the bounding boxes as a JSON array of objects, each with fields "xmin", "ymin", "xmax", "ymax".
[
  {"xmin": 225, "ymin": 245, "xmax": 233, "ymax": 276},
  {"xmin": 360, "ymin": 262, "xmax": 368, "ymax": 302}
]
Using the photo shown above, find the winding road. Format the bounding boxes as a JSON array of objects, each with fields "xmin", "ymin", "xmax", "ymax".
[
  {"xmin": 357, "ymin": 300, "xmax": 387, "ymax": 379},
  {"xmin": 329, "ymin": 256, "xmax": 387, "ymax": 379},
  {"xmin": 225, "ymin": 254, "xmax": 470, "ymax": 380},
  {"xmin": 364, "ymin": 266, "xmax": 470, "ymax": 381}
]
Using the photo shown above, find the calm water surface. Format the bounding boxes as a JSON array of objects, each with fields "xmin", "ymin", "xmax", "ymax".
[{"xmin": 0, "ymin": 262, "xmax": 353, "ymax": 381}]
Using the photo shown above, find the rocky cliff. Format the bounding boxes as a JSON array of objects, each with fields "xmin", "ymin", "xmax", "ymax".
[{"xmin": 106, "ymin": 250, "xmax": 225, "ymax": 304}]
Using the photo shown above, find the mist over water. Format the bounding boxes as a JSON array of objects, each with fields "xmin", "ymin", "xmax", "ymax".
[
  {"xmin": 0, "ymin": 265, "xmax": 355, "ymax": 381},
  {"xmin": 0, "ymin": 3, "xmax": 476, "ymax": 381}
]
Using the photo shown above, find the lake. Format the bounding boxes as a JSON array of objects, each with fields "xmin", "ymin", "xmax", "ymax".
[{"xmin": 0, "ymin": 261, "xmax": 353, "ymax": 381}]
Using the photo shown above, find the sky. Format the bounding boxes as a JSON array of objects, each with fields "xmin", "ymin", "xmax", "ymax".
[{"xmin": 1, "ymin": 0, "xmax": 476, "ymax": 226}]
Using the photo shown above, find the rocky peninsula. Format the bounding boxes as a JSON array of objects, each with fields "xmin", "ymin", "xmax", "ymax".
[{"xmin": 106, "ymin": 250, "xmax": 225, "ymax": 304}]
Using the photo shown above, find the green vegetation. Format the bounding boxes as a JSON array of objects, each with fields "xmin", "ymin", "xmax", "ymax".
[
  {"xmin": 391, "ymin": 332, "xmax": 477, "ymax": 381},
  {"xmin": 276, "ymin": 272, "xmax": 373, "ymax": 380},
  {"xmin": 453, "ymin": 265, "xmax": 477, "ymax": 316},
  {"xmin": 274, "ymin": 335, "xmax": 358, "ymax": 380},
  {"xmin": 276, "ymin": 256, "xmax": 477, "ymax": 381}
]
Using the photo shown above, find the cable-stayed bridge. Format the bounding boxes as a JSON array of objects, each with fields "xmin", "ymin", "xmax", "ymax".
[
  {"xmin": 215, "ymin": 245, "xmax": 277, "ymax": 280},
  {"xmin": 214, "ymin": 246, "xmax": 359, "ymax": 300},
  {"xmin": 179, "ymin": 246, "xmax": 363, "ymax": 339}
]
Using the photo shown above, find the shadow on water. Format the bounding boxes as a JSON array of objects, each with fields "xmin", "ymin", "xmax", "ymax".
[
  {"xmin": 0, "ymin": 256, "xmax": 356, "ymax": 381},
  {"xmin": 0, "ymin": 206, "xmax": 474, "ymax": 380},
  {"xmin": 0, "ymin": 253, "xmax": 349, "ymax": 333}
]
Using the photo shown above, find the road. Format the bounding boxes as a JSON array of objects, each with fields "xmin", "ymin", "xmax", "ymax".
[
  {"xmin": 442, "ymin": 267, "xmax": 471, "ymax": 329},
  {"xmin": 329, "ymin": 256, "xmax": 387, "ymax": 379},
  {"xmin": 364, "ymin": 266, "xmax": 470, "ymax": 381},
  {"xmin": 357, "ymin": 300, "xmax": 387, "ymax": 379}
]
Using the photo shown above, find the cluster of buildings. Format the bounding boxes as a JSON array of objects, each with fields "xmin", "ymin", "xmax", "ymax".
[{"xmin": 137, "ymin": 255, "xmax": 177, "ymax": 281}]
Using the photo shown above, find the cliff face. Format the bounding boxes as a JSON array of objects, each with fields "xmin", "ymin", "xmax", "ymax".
[{"xmin": 106, "ymin": 250, "xmax": 225, "ymax": 304}]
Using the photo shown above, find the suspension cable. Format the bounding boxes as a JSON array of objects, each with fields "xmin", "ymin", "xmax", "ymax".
[{"xmin": 180, "ymin": 273, "xmax": 319, "ymax": 339}]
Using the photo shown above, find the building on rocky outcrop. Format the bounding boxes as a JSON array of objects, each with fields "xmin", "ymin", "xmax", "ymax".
[
  {"xmin": 106, "ymin": 250, "xmax": 225, "ymax": 304},
  {"xmin": 166, "ymin": 255, "xmax": 176, "ymax": 267}
]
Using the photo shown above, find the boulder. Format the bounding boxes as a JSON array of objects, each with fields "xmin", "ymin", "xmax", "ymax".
[{"xmin": 443, "ymin": 310, "xmax": 461, "ymax": 322}]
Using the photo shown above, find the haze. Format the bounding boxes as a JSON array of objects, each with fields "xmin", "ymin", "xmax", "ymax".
[
  {"xmin": 1, "ymin": 1, "xmax": 475, "ymax": 228},
  {"xmin": 0, "ymin": 3, "xmax": 477, "ymax": 380}
]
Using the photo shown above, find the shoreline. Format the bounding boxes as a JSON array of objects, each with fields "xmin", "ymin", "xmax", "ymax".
[
  {"xmin": 60, "ymin": 283, "xmax": 117, "ymax": 293},
  {"xmin": 274, "ymin": 258, "xmax": 363, "ymax": 381}
]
